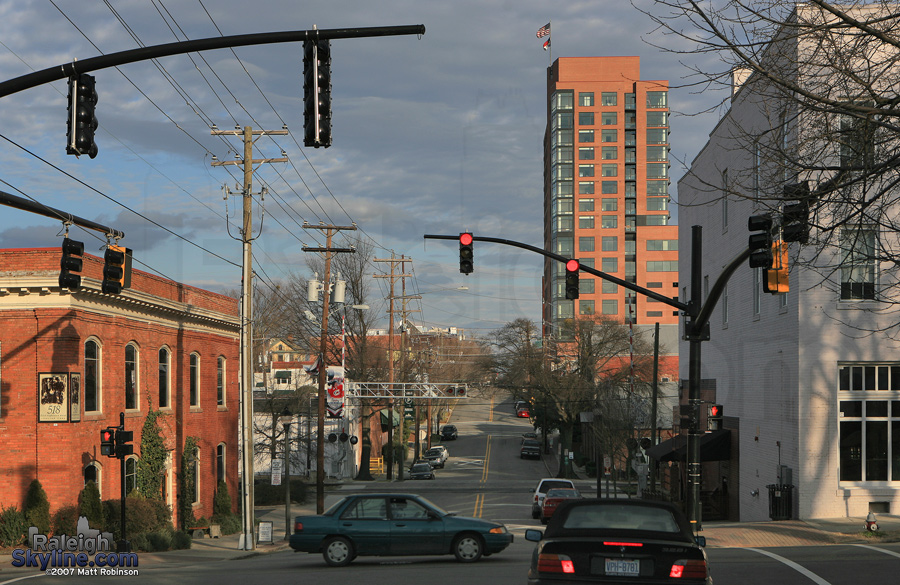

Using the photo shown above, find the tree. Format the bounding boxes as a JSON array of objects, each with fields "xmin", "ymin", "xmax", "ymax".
[
  {"xmin": 23, "ymin": 479, "xmax": 50, "ymax": 534},
  {"xmin": 78, "ymin": 480, "xmax": 104, "ymax": 531},
  {"xmin": 643, "ymin": 1, "xmax": 900, "ymax": 320},
  {"xmin": 137, "ymin": 408, "xmax": 168, "ymax": 499}
]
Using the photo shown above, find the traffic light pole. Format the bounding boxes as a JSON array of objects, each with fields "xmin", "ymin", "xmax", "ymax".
[{"xmin": 425, "ymin": 228, "xmax": 751, "ymax": 532}]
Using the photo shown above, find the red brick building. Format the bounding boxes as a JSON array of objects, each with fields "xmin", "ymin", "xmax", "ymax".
[{"xmin": 0, "ymin": 247, "xmax": 240, "ymax": 527}]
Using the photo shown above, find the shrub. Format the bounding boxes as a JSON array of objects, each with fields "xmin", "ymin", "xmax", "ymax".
[
  {"xmin": 145, "ymin": 529, "xmax": 173, "ymax": 552},
  {"xmin": 254, "ymin": 478, "xmax": 309, "ymax": 506},
  {"xmin": 0, "ymin": 505, "xmax": 28, "ymax": 547},
  {"xmin": 23, "ymin": 480, "xmax": 51, "ymax": 534},
  {"xmin": 102, "ymin": 496, "xmax": 172, "ymax": 542},
  {"xmin": 213, "ymin": 481, "xmax": 231, "ymax": 517},
  {"xmin": 78, "ymin": 481, "xmax": 103, "ymax": 531},
  {"xmin": 51, "ymin": 505, "xmax": 79, "ymax": 537},
  {"xmin": 212, "ymin": 513, "xmax": 242, "ymax": 535},
  {"xmin": 172, "ymin": 530, "xmax": 192, "ymax": 550}
]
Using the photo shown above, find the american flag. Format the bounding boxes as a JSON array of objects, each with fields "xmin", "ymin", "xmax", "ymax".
[{"xmin": 536, "ymin": 23, "xmax": 550, "ymax": 38}]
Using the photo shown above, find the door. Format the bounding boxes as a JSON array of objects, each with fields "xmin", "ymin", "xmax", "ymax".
[
  {"xmin": 338, "ymin": 496, "xmax": 391, "ymax": 554},
  {"xmin": 388, "ymin": 496, "xmax": 445, "ymax": 554}
]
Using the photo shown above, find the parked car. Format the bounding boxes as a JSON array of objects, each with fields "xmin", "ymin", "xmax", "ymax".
[
  {"xmin": 515, "ymin": 400, "xmax": 528, "ymax": 413},
  {"xmin": 289, "ymin": 493, "xmax": 514, "ymax": 566},
  {"xmin": 531, "ymin": 478, "xmax": 576, "ymax": 519},
  {"xmin": 522, "ymin": 431, "xmax": 538, "ymax": 440},
  {"xmin": 424, "ymin": 445, "xmax": 449, "ymax": 468},
  {"xmin": 525, "ymin": 499, "xmax": 710, "ymax": 584},
  {"xmin": 441, "ymin": 424, "xmax": 458, "ymax": 440},
  {"xmin": 539, "ymin": 488, "xmax": 582, "ymax": 524},
  {"xmin": 517, "ymin": 407, "xmax": 531, "ymax": 418},
  {"xmin": 408, "ymin": 462, "xmax": 435, "ymax": 480},
  {"xmin": 520, "ymin": 439, "xmax": 541, "ymax": 459}
]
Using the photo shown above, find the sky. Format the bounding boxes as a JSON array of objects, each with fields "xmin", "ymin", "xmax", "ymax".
[{"xmin": 0, "ymin": 0, "xmax": 724, "ymax": 337}]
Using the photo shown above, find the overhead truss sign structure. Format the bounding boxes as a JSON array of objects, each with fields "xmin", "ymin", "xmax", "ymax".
[{"xmin": 346, "ymin": 382, "xmax": 468, "ymax": 399}]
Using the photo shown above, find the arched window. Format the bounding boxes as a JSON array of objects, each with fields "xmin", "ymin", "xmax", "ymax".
[
  {"xmin": 158, "ymin": 348, "xmax": 170, "ymax": 408},
  {"xmin": 190, "ymin": 353, "xmax": 200, "ymax": 407},
  {"xmin": 84, "ymin": 463, "xmax": 100, "ymax": 497},
  {"xmin": 125, "ymin": 456, "xmax": 138, "ymax": 495},
  {"xmin": 125, "ymin": 344, "xmax": 139, "ymax": 410},
  {"xmin": 84, "ymin": 339, "xmax": 100, "ymax": 412},
  {"xmin": 217, "ymin": 357, "xmax": 226, "ymax": 406},
  {"xmin": 192, "ymin": 450, "xmax": 201, "ymax": 504}
]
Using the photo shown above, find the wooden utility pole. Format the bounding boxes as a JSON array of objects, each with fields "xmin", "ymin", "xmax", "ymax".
[
  {"xmin": 211, "ymin": 125, "xmax": 287, "ymax": 550},
  {"xmin": 303, "ymin": 223, "xmax": 356, "ymax": 512},
  {"xmin": 374, "ymin": 254, "xmax": 413, "ymax": 480}
]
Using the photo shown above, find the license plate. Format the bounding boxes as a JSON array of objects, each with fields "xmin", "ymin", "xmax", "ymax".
[{"xmin": 605, "ymin": 558, "xmax": 640, "ymax": 576}]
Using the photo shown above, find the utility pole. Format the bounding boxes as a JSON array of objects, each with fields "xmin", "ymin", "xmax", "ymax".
[
  {"xmin": 303, "ymin": 223, "xmax": 357, "ymax": 513},
  {"xmin": 374, "ymin": 254, "xmax": 413, "ymax": 480},
  {"xmin": 211, "ymin": 125, "xmax": 287, "ymax": 551}
]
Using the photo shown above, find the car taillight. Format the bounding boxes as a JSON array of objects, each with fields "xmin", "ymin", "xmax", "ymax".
[
  {"xmin": 602, "ymin": 541, "xmax": 643, "ymax": 547},
  {"xmin": 294, "ymin": 521, "xmax": 303, "ymax": 532},
  {"xmin": 537, "ymin": 553, "xmax": 575, "ymax": 574},
  {"xmin": 670, "ymin": 559, "xmax": 707, "ymax": 579}
]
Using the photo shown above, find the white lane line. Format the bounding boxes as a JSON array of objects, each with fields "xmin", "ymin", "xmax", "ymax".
[
  {"xmin": 745, "ymin": 548, "xmax": 833, "ymax": 585},
  {"xmin": 0, "ymin": 574, "xmax": 45, "ymax": 585},
  {"xmin": 849, "ymin": 543, "xmax": 900, "ymax": 559}
]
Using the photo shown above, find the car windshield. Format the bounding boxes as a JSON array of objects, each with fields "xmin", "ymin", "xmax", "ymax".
[
  {"xmin": 426, "ymin": 449, "xmax": 441, "ymax": 456},
  {"xmin": 443, "ymin": 426, "xmax": 455, "ymax": 432},
  {"xmin": 523, "ymin": 440, "xmax": 540, "ymax": 447},
  {"xmin": 412, "ymin": 495, "xmax": 448, "ymax": 516},
  {"xmin": 546, "ymin": 488, "xmax": 580, "ymax": 498},
  {"xmin": 559, "ymin": 503, "xmax": 680, "ymax": 533},
  {"xmin": 412, "ymin": 464, "xmax": 431, "ymax": 472},
  {"xmin": 539, "ymin": 480, "xmax": 574, "ymax": 492}
]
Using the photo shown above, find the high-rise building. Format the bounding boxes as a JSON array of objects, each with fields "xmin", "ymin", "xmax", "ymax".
[{"xmin": 542, "ymin": 57, "xmax": 679, "ymax": 338}]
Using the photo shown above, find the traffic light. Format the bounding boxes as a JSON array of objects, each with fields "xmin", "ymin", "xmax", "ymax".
[
  {"xmin": 764, "ymin": 238, "xmax": 790, "ymax": 294},
  {"xmin": 564, "ymin": 259, "xmax": 580, "ymax": 300},
  {"xmin": 66, "ymin": 73, "xmax": 98, "ymax": 159},
  {"xmin": 747, "ymin": 214, "xmax": 774, "ymax": 269},
  {"xmin": 302, "ymin": 39, "xmax": 332, "ymax": 148},
  {"xmin": 100, "ymin": 427, "xmax": 116, "ymax": 457},
  {"xmin": 115, "ymin": 429, "xmax": 134, "ymax": 457},
  {"xmin": 782, "ymin": 181, "xmax": 811, "ymax": 244},
  {"xmin": 459, "ymin": 232, "xmax": 474, "ymax": 274},
  {"xmin": 457, "ymin": 386, "xmax": 466, "ymax": 397},
  {"xmin": 102, "ymin": 245, "xmax": 131, "ymax": 295},
  {"xmin": 59, "ymin": 238, "xmax": 85, "ymax": 290},
  {"xmin": 707, "ymin": 404, "xmax": 723, "ymax": 431}
]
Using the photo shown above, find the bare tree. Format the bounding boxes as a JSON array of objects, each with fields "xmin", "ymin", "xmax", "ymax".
[{"xmin": 643, "ymin": 1, "xmax": 900, "ymax": 322}]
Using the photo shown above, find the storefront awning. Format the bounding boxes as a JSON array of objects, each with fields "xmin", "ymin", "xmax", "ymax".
[
  {"xmin": 645, "ymin": 429, "xmax": 731, "ymax": 462},
  {"xmin": 273, "ymin": 370, "xmax": 292, "ymax": 381}
]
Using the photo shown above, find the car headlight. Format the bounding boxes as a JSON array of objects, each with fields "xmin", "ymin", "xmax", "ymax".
[{"xmin": 489, "ymin": 526, "xmax": 508, "ymax": 534}]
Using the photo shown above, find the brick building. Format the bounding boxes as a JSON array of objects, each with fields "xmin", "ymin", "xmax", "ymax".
[{"xmin": 0, "ymin": 247, "xmax": 240, "ymax": 527}]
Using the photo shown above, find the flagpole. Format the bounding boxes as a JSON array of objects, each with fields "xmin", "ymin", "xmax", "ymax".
[{"xmin": 548, "ymin": 19, "xmax": 551, "ymax": 64}]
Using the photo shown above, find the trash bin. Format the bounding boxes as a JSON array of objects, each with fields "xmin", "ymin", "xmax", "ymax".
[{"xmin": 766, "ymin": 484, "xmax": 793, "ymax": 520}]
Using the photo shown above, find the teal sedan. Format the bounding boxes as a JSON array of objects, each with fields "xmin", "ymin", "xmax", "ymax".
[{"xmin": 289, "ymin": 493, "xmax": 513, "ymax": 566}]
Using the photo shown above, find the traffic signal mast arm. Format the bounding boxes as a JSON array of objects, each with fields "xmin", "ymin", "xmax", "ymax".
[
  {"xmin": 424, "ymin": 233, "xmax": 690, "ymax": 313},
  {"xmin": 0, "ymin": 189, "xmax": 123, "ymax": 239}
]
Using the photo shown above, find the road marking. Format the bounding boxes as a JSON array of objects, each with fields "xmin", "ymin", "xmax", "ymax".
[
  {"xmin": 480, "ymin": 435, "xmax": 492, "ymax": 483},
  {"xmin": 0, "ymin": 575, "xmax": 44, "ymax": 585},
  {"xmin": 745, "ymin": 548, "xmax": 832, "ymax": 585},
  {"xmin": 849, "ymin": 543, "xmax": 900, "ymax": 559},
  {"xmin": 473, "ymin": 492, "xmax": 485, "ymax": 518}
]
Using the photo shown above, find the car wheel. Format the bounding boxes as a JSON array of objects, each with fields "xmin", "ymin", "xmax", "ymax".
[
  {"xmin": 540, "ymin": 515, "xmax": 548, "ymax": 525},
  {"xmin": 531, "ymin": 506, "xmax": 539, "ymax": 519},
  {"xmin": 322, "ymin": 536, "xmax": 354, "ymax": 567},
  {"xmin": 452, "ymin": 533, "xmax": 484, "ymax": 563}
]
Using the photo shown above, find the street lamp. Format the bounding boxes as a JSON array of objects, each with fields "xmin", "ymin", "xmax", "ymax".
[{"xmin": 279, "ymin": 407, "xmax": 292, "ymax": 540}]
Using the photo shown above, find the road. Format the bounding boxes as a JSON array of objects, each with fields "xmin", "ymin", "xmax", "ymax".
[{"xmin": 5, "ymin": 388, "xmax": 900, "ymax": 584}]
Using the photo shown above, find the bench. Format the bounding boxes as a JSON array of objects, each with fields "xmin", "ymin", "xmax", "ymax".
[{"xmin": 188, "ymin": 524, "xmax": 222, "ymax": 539}]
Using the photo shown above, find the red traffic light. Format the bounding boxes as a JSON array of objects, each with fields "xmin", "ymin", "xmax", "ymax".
[
  {"xmin": 459, "ymin": 232, "xmax": 473, "ymax": 246},
  {"xmin": 566, "ymin": 259, "xmax": 579, "ymax": 272},
  {"xmin": 709, "ymin": 405, "xmax": 720, "ymax": 417}
]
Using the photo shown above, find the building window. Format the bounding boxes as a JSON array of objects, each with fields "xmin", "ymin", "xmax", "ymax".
[
  {"xmin": 84, "ymin": 464, "xmax": 99, "ymax": 497},
  {"xmin": 217, "ymin": 356, "xmax": 226, "ymax": 406},
  {"xmin": 647, "ymin": 181, "xmax": 667, "ymax": 196},
  {"xmin": 753, "ymin": 268, "xmax": 761, "ymax": 315},
  {"xmin": 838, "ymin": 364, "xmax": 900, "ymax": 482},
  {"xmin": 840, "ymin": 111, "xmax": 875, "ymax": 170},
  {"xmin": 601, "ymin": 164, "xmax": 618, "ymax": 177},
  {"xmin": 579, "ymin": 216, "xmax": 595, "ymax": 229},
  {"xmin": 579, "ymin": 181, "xmax": 595, "ymax": 195},
  {"xmin": 601, "ymin": 216, "xmax": 618, "ymax": 229},
  {"xmin": 578, "ymin": 147, "xmax": 595, "ymax": 160},
  {"xmin": 840, "ymin": 227, "xmax": 876, "ymax": 300},
  {"xmin": 601, "ymin": 198, "xmax": 618, "ymax": 211},
  {"xmin": 125, "ymin": 457, "xmax": 138, "ymax": 494},
  {"xmin": 192, "ymin": 455, "xmax": 201, "ymax": 504},
  {"xmin": 125, "ymin": 344, "xmax": 138, "ymax": 411},
  {"xmin": 579, "ymin": 300, "xmax": 595, "ymax": 315},
  {"xmin": 579, "ymin": 164, "xmax": 595, "ymax": 177},
  {"xmin": 601, "ymin": 92, "xmax": 617, "ymax": 106},
  {"xmin": 190, "ymin": 353, "xmax": 200, "ymax": 407},
  {"xmin": 602, "ymin": 146, "xmax": 618, "ymax": 160},
  {"xmin": 579, "ymin": 278, "xmax": 595, "ymax": 295},
  {"xmin": 602, "ymin": 280, "xmax": 618, "ymax": 294},
  {"xmin": 602, "ymin": 111, "xmax": 617, "ymax": 125},
  {"xmin": 645, "ymin": 215, "xmax": 669, "ymax": 226},
  {"xmin": 557, "ymin": 216, "xmax": 575, "ymax": 231},
  {"xmin": 579, "ymin": 199, "xmax": 595, "ymax": 212},
  {"xmin": 602, "ymin": 299, "xmax": 618, "ymax": 314},
  {"xmin": 602, "ymin": 257, "xmax": 618, "ymax": 273},
  {"xmin": 85, "ymin": 340, "xmax": 100, "ymax": 413},
  {"xmin": 601, "ymin": 129, "xmax": 617, "ymax": 143},
  {"xmin": 647, "ymin": 198, "xmax": 668, "ymax": 211},
  {"xmin": 602, "ymin": 236, "xmax": 618, "ymax": 251},
  {"xmin": 647, "ymin": 128, "xmax": 668, "ymax": 144},
  {"xmin": 217, "ymin": 443, "xmax": 226, "ymax": 483},
  {"xmin": 579, "ymin": 237, "xmax": 595, "ymax": 252},
  {"xmin": 646, "ymin": 91, "xmax": 668, "ymax": 108},
  {"xmin": 647, "ymin": 240, "xmax": 678, "ymax": 251},
  {"xmin": 647, "ymin": 146, "xmax": 667, "ymax": 162},
  {"xmin": 579, "ymin": 92, "xmax": 594, "ymax": 107},
  {"xmin": 579, "ymin": 130, "xmax": 595, "ymax": 143},
  {"xmin": 646, "ymin": 111, "xmax": 668, "ymax": 126},
  {"xmin": 647, "ymin": 261, "xmax": 679, "ymax": 272},
  {"xmin": 578, "ymin": 112, "xmax": 595, "ymax": 125},
  {"xmin": 647, "ymin": 164, "xmax": 668, "ymax": 179},
  {"xmin": 158, "ymin": 348, "xmax": 170, "ymax": 409},
  {"xmin": 601, "ymin": 181, "xmax": 618, "ymax": 194}
]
